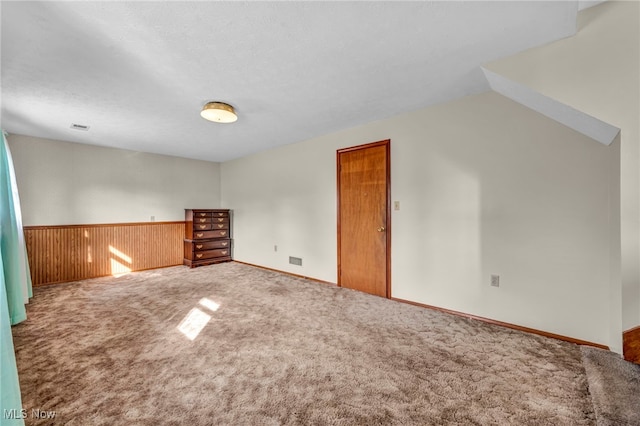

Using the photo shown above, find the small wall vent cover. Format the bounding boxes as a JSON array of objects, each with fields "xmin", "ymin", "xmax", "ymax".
[
  {"xmin": 289, "ymin": 256, "xmax": 302, "ymax": 266},
  {"xmin": 70, "ymin": 123, "xmax": 90, "ymax": 131}
]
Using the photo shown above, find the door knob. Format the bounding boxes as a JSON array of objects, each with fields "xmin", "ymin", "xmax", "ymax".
[{"xmin": 377, "ymin": 226, "xmax": 385, "ymax": 232}]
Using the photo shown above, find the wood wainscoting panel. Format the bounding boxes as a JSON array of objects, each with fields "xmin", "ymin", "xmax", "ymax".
[
  {"xmin": 623, "ymin": 326, "xmax": 640, "ymax": 364},
  {"xmin": 24, "ymin": 222, "xmax": 185, "ymax": 286}
]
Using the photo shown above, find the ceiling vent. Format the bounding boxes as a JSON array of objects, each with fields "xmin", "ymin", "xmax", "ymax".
[{"xmin": 70, "ymin": 123, "xmax": 90, "ymax": 131}]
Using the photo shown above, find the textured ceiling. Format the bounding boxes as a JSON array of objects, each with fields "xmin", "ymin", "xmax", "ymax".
[{"xmin": 1, "ymin": 1, "xmax": 578, "ymax": 162}]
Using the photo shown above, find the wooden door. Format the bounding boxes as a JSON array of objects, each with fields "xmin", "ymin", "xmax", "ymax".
[{"xmin": 337, "ymin": 140, "xmax": 390, "ymax": 297}]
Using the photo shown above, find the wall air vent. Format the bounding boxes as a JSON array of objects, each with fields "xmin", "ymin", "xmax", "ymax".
[
  {"xmin": 70, "ymin": 123, "xmax": 90, "ymax": 131},
  {"xmin": 289, "ymin": 256, "xmax": 302, "ymax": 266}
]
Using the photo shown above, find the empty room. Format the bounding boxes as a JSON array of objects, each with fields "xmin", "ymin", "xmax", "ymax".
[{"xmin": 1, "ymin": 1, "xmax": 639, "ymax": 425}]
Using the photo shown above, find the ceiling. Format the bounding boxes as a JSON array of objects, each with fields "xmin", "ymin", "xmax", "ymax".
[{"xmin": 1, "ymin": 1, "xmax": 583, "ymax": 162}]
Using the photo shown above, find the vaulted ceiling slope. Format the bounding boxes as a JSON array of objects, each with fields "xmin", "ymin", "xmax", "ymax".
[{"xmin": 1, "ymin": 1, "xmax": 579, "ymax": 162}]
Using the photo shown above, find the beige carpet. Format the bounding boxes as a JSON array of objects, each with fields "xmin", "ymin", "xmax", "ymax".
[
  {"xmin": 14, "ymin": 262, "xmax": 597, "ymax": 425},
  {"xmin": 581, "ymin": 346, "xmax": 640, "ymax": 426}
]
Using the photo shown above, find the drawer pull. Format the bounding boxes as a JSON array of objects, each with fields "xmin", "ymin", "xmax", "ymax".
[
  {"xmin": 199, "ymin": 225, "xmax": 207, "ymax": 229},
  {"xmin": 199, "ymin": 218, "xmax": 207, "ymax": 223},
  {"xmin": 221, "ymin": 242, "xmax": 228, "ymax": 247},
  {"xmin": 196, "ymin": 244, "xmax": 203, "ymax": 249},
  {"xmin": 220, "ymin": 231, "xmax": 226, "ymax": 236},
  {"xmin": 217, "ymin": 224, "xmax": 224, "ymax": 228},
  {"xmin": 199, "ymin": 213, "xmax": 207, "ymax": 217},
  {"xmin": 221, "ymin": 251, "xmax": 227, "ymax": 255},
  {"xmin": 218, "ymin": 213, "xmax": 224, "ymax": 216},
  {"xmin": 196, "ymin": 233, "xmax": 203, "ymax": 238},
  {"xmin": 196, "ymin": 254, "xmax": 203, "ymax": 259},
  {"xmin": 217, "ymin": 218, "xmax": 224, "ymax": 222}
]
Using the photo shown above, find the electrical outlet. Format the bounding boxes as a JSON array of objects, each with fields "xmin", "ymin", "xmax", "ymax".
[
  {"xmin": 394, "ymin": 201, "xmax": 400, "ymax": 211},
  {"xmin": 274, "ymin": 245, "xmax": 278, "ymax": 252},
  {"xmin": 491, "ymin": 274, "xmax": 500, "ymax": 287},
  {"xmin": 150, "ymin": 215, "xmax": 155, "ymax": 222}
]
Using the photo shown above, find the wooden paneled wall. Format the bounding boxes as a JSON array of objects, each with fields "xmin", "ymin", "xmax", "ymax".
[
  {"xmin": 623, "ymin": 326, "xmax": 640, "ymax": 364},
  {"xmin": 24, "ymin": 222, "xmax": 185, "ymax": 286}
]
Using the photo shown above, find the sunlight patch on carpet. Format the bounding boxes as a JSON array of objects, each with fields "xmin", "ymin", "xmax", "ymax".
[
  {"xmin": 178, "ymin": 308, "xmax": 211, "ymax": 341},
  {"xmin": 199, "ymin": 298, "xmax": 220, "ymax": 313}
]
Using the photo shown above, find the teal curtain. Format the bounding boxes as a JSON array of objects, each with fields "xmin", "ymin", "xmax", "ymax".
[
  {"xmin": 1, "ymin": 254, "xmax": 25, "ymax": 425},
  {"xmin": 1, "ymin": 130, "xmax": 31, "ymax": 425},
  {"xmin": 1, "ymin": 131, "xmax": 32, "ymax": 323}
]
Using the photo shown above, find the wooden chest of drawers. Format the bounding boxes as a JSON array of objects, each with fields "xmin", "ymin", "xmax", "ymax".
[{"xmin": 184, "ymin": 209, "xmax": 232, "ymax": 267}]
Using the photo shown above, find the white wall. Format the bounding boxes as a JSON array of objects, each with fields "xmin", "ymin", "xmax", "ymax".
[
  {"xmin": 8, "ymin": 134, "xmax": 221, "ymax": 225},
  {"xmin": 222, "ymin": 91, "xmax": 620, "ymax": 351},
  {"xmin": 221, "ymin": 133, "xmax": 337, "ymax": 283},
  {"xmin": 485, "ymin": 1, "xmax": 639, "ymax": 331}
]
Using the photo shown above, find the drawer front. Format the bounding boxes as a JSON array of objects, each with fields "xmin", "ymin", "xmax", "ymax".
[
  {"xmin": 194, "ymin": 223, "xmax": 213, "ymax": 231},
  {"xmin": 213, "ymin": 211, "xmax": 229, "ymax": 218},
  {"xmin": 192, "ymin": 229, "xmax": 229, "ymax": 239},
  {"xmin": 193, "ymin": 248, "xmax": 231, "ymax": 260},
  {"xmin": 195, "ymin": 217, "xmax": 213, "ymax": 224},
  {"xmin": 212, "ymin": 217, "xmax": 229, "ymax": 224},
  {"xmin": 211, "ymin": 222, "xmax": 229, "ymax": 230},
  {"xmin": 193, "ymin": 211, "xmax": 212, "ymax": 218},
  {"xmin": 193, "ymin": 239, "xmax": 231, "ymax": 251}
]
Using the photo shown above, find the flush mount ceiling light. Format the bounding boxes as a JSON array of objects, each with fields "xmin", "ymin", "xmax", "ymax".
[{"xmin": 200, "ymin": 102, "xmax": 237, "ymax": 123}]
